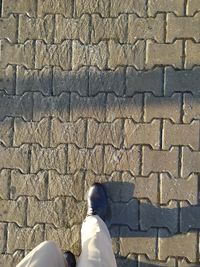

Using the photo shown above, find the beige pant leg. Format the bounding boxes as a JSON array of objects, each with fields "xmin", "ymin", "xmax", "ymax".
[{"xmin": 16, "ymin": 241, "xmax": 67, "ymax": 267}]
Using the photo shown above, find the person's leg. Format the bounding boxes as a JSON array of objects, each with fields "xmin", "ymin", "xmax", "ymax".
[{"xmin": 16, "ymin": 240, "xmax": 67, "ymax": 267}]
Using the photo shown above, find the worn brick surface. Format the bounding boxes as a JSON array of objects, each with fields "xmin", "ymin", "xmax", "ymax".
[
  {"xmin": 110, "ymin": 0, "xmax": 146, "ymax": 17},
  {"xmin": 180, "ymin": 202, "xmax": 200, "ymax": 232},
  {"xmin": 148, "ymin": 0, "xmax": 184, "ymax": 16},
  {"xmin": 37, "ymin": 0, "xmax": 73, "ymax": 17},
  {"xmin": 182, "ymin": 147, "xmax": 200, "ymax": 177},
  {"xmin": 0, "ymin": 118, "xmax": 13, "ymax": 147},
  {"xmin": 0, "ymin": 252, "xmax": 23, "ymax": 267},
  {"xmin": 0, "ymin": 65, "xmax": 15, "ymax": 95},
  {"xmin": 138, "ymin": 255, "xmax": 176, "ymax": 267},
  {"xmin": 185, "ymin": 40, "xmax": 200, "ymax": 68},
  {"xmin": 183, "ymin": 93, "xmax": 200, "ymax": 123},
  {"xmin": 75, "ymin": 0, "xmax": 109, "ymax": 17},
  {"xmin": 0, "ymin": 15, "xmax": 17, "ymax": 43},
  {"xmin": 0, "ymin": 170, "xmax": 10, "ymax": 200},
  {"xmin": 187, "ymin": 0, "xmax": 200, "ymax": 15},
  {"xmin": 2, "ymin": 0, "xmax": 37, "ymax": 17}
]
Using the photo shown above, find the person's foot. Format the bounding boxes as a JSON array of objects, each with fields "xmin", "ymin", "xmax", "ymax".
[
  {"xmin": 63, "ymin": 251, "xmax": 76, "ymax": 267},
  {"xmin": 87, "ymin": 183, "xmax": 108, "ymax": 221}
]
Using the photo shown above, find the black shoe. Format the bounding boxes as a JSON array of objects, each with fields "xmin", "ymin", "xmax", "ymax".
[
  {"xmin": 87, "ymin": 183, "xmax": 108, "ymax": 221},
  {"xmin": 63, "ymin": 251, "xmax": 76, "ymax": 267}
]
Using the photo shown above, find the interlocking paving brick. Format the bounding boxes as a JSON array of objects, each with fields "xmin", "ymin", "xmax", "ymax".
[
  {"xmin": 126, "ymin": 67, "xmax": 163, "ymax": 96},
  {"xmin": 37, "ymin": 0, "xmax": 73, "ymax": 17},
  {"xmin": 138, "ymin": 255, "xmax": 176, "ymax": 267},
  {"xmin": 146, "ymin": 40, "xmax": 183, "ymax": 69},
  {"xmin": 148, "ymin": 0, "xmax": 185, "ymax": 16},
  {"xmin": 55, "ymin": 14, "xmax": 90, "ymax": 44},
  {"xmin": 163, "ymin": 120, "xmax": 199, "ymax": 150},
  {"xmin": 53, "ymin": 67, "xmax": 88, "ymax": 96},
  {"xmin": 10, "ymin": 170, "xmax": 47, "ymax": 200},
  {"xmin": 0, "ymin": 145, "xmax": 29, "ymax": 173},
  {"xmin": 0, "ymin": 118, "xmax": 13, "ymax": 147},
  {"xmin": 35, "ymin": 40, "xmax": 71, "ymax": 70},
  {"xmin": 48, "ymin": 170, "xmax": 84, "ymax": 200},
  {"xmin": 178, "ymin": 258, "xmax": 199, "ymax": 266},
  {"xmin": 182, "ymin": 147, "xmax": 200, "ymax": 177},
  {"xmin": 180, "ymin": 202, "xmax": 200, "ymax": 232},
  {"xmin": 0, "ymin": 170, "xmax": 10, "ymax": 200},
  {"xmin": 0, "ymin": 197, "xmax": 26, "ymax": 226},
  {"xmin": 185, "ymin": 40, "xmax": 200, "ymax": 68},
  {"xmin": 0, "ymin": 223, "xmax": 6, "ymax": 253},
  {"xmin": 72, "ymin": 41, "xmax": 107, "ymax": 70},
  {"xmin": 142, "ymin": 146, "xmax": 179, "ymax": 176},
  {"xmin": 108, "ymin": 40, "xmax": 145, "ymax": 70},
  {"xmin": 67, "ymin": 144, "xmax": 103, "ymax": 174},
  {"xmin": 160, "ymin": 173, "xmax": 198, "ymax": 205},
  {"xmin": 0, "ymin": 15, "xmax": 17, "ymax": 43},
  {"xmin": 187, "ymin": 0, "xmax": 200, "ymax": 15},
  {"xmin": 70, "ymin": 93, "xmax": 106, "ymax": 122},
  {"xmin": 158, "ymin": 230, "xmax": 198, "ymax": 262},
  {"xmin": 0, "ymin": 65, "xmax": 15, "ymax": 95},
  {"xmin": 109, "ymin": 200, "xmax": 139, "ymax": 230},
  {"xmin": 144, "ymin": 93, "xmax": 181, "ymax": 123},
  {"xmin": 183, "ymin": 94, "xmax": 200, "ymax": 123},
  {"xmin": 91, "ymin": 14, "xmax": 127, "ymax": 44},
  {"xmin": 2, "ymin": 0, "xmax": 37, "ymax": 17},
  {"xmin": 106, "ymin": 94, "xmax": 143, "ymax": 122},
  {"xmin": 19, "ymin": 15, "xmax": 54, "ymax": 43},
  {"xmin": 124, "ymin": 119, "xmax": 160, "ymax": 149},
  {"xmin": 164, "ymin": 67, "xmax": 200, "ymax": 96},
  {"xmin": 75, "ymin": 0, "xmax": 109, "ymax": 17},
  {"xmin": 0, "ymin": 40, "xmax": 34, "ymax": 69},
  {"xmin": 120, "ymin": 227, "xmax": 157, "ymax": 259},
  {"xmin": 50, "ymin": 118, "xmax": 85, "ymax": 147},
  {"xmin": 14, "ymin": 118, "xmax": 49, "ymax": 147},
  {"xmin": 122, "ymin": 172, "xmax": 159, "ymax": 204},
  {"xmin": 16, "ymin": 66, "xmax": 52, "ymax": 95},
  {"xmin": 140, "ymin": 200, "xmax": 178, "ymax": 233},
  {"xmin": 128, "ymin": 14, "xmax": 165, "ymax": 43},
  {"xmin": 116, "ymin": 255, "xmax": 137, "ymax": 267},
  {"xmin": 31, "ymin": 144, "xmax": 67, "ymax": 174},
  {"xmin": 110, "ymin": 0, "xmax": 146, "ymax": 17},
  {"xmin": 167, "ymin": 13, "xmax": 200, "ymax": 43},
  {"xmin": 104, "ymin": 146, "xmax": 140, "ymax": 175},
  {"xmin": 33, "ymin": 92, "xmax": 70, "ymax": 122},
  {"xmin": 7, "ymin": 223, "xmax": 44, "ymax": 253},
  {"xmin": 0, "ymin": 252, "xmax": 23, "ymax": 267},
  {"xmin": 89, "ymin": 67, "xmax": 125, "ymax": 96},
  {"xmin": 87, "ymin": 119, "xmax": 123, "ymax": 148},
  {"xmin": 45, "ymin": 225, "xmax": 81, "ymax": 254}
]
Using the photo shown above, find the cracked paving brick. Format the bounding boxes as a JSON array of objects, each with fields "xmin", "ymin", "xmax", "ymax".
[
  {"xmin": 55, "ymin": 14, "xmax": 90, "ymax": 44},
  {"xmin": 160, "ymin": 173, "xmax": 198, "ymax": 205},
  {"xmin": 70, "ymin": 93, "xmax": 106, "ymax": 122},
  {"xmin": 33, "ymin": 92, "xmax": 70, "ymax": 122},
  {"xmin": 158, "ymin": 229, "xmax": 198, "ymax": 262},
  {"xmin": 89, "ymin": 67, "xmax": 125, "ymax": 96},
  {"xmin": 14, "ymin": 118, "xmax": 49, "ymax": 147},
  {"xmin": 72, "ymin": 41, "xmax": 108, "ymax": 70},
  {"xmin": 180, "ymin": 202, "xmax": 200, "ymax": 232},
  {"xmin": 37, "ymin": 0, "xmax": 73, "ymax": 17},
  {"xmin": 19, "ymin": 15, "xmax": 54, "ymax": 43},
  {"xmin": 182, "ymin": 147, "xmax": 200, "ymax": 177},
  {"xmin": 108, "ymin": 40, "xmax": 145, "ymax": 70},
  {"xmin": 124, "ymin": 119, "xmax": 160, "ymax": 149},
  {"xmin": 148, "ymin": 0, "xmax": 184, "ymax": 16},
  {"xmin": 67, "ymin": 144, "xmax": 103, "ymax": 174},
  {"xmin": 2, "ymin": 0, "xmax": 37, "ymax": 17},
  {"xmin": 185, "ymin": 40, "xmax": 200, "ymax": 68},
  {"xmin": 106, "ymin": 94, "xmax": 143, "ymax": 122},
  {"xmin": 120, "ymin": 227, "xmax": 157, "ymax": 259},
  {"xmin": 0, "ymin": 144, "xmax": 30, "ymax": 173},
  {"xmin": 0, "ymin": 65, "xmax": 15, "ymax": 95},
  {"xmin": 163, "ymin": 120, "xmax": 199, "ymax": 150},
  {"xmin": 7, "ymin": 223, "xmax": 44, "ymax": 253},
  {"xmin": 138, "ymin": 255, "xmax": 176, "ymax": 267},
  {"xmin": 0, "ymin": 117, "xmax": 13, "ymax": 147},
  {"xmin": 50, "ymin": 118, "xmax": 85, "ymax": 148},
  {"xmin": 0, "ymin": 40, "xmax": 34, "ymax": 69},
  {"xmin": 0, "ymin": 15, "xmax": 17, "ymax": 43},
  {"xmin": 110, "ymin": 0, "xmax": 146, "ymax": 17},
  {"xmin": 10, "ymin": 170, "xmax": 47, "ymax": 200},
  {"xmin": 140, "ymin": 200, "xmax": 178, "ymax": 233},
  {"xmin": 31, "ymin": 144, "xmax": 67, "ymax": 174},
  {"xmin": 146, "ymin": 40, "xmax": 183, "ymax": 69},
  {"xmin": 87, "ymin": 119, "xmax": 123, "ymax": 148},
  {"xmin": 0, "ymin": 251, "xmax": 23, "ymax": 267},
  {"xmin": 35, "ymin": 41, "xmax": 71, "ymax": 70},
  {"xmin": 164, "ymin": 67, "xmax": 200, "ymax": 96},
  {"xmin": 128, "ymin": 14, "xmax": 165, "ymax": 43},
  {"xmin": 0, "ymin": 197, "xmax": 26, "ymax": 226},
  {"xmin": 104, "ymin": 145, "xmax": 140, "ymax": 175},
  {"xmin": 0, "ymin": 169, "xmax": 10, "ymax": 200},
  {"xmin": 48, "ymin": 170, "xmax": 84, "ymax": 201},
  {"xmin": 16, "ymin": 66, "xmax": 53, "ymax": 96},
  {"xmin": 187, "ymin": 0, "xmax": 200, "ymax": 15},
  {"xmin": 91, "ymin": 14, "xmax": 127, "ymax": 44},
  {"xmin": 75, "ymin": 0, "xmax": 109, "ymax": 17},
  {"xmin": 144, "ymin": 93, "xmax": 181, "ymax": 123},
  {"xmin": 142, "ymin": 146, "xmax": 179, "ymax": 177}
]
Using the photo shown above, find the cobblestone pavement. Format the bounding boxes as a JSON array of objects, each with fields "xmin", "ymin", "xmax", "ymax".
[{"xmin": 0, "ymin": 0, "xmax": 200, "ymax": 266}]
